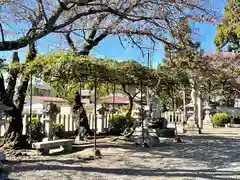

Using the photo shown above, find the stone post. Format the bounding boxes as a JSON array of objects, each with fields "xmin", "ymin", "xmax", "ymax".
[
  {"xmin": 96, "ymin": 105, "xmax": 108, "ymax": 133},
  {"xmin": 183, "ymin": 89, "xmax": 187, "ymax": 122},
  {"xmin": 186, "ymin": 87, "xmax": 200, "ymax": 135},
  {"xmin": 42, "ymin": 103, "xmax": 60, "ymax": 142},
  {"xmin": 197, "ymin": 92, "xmax": 203, "ymax": 132},
  {"xmin": 133, "ymin": 107, "xmax": 141, "ymax": 135},
  {"xmin": 43, "ymin": 116, "xmax": 53, "ymax": 141},
  {"xmin": 96, "ymin": 112, "xmax": 102, "ymax": 133}
]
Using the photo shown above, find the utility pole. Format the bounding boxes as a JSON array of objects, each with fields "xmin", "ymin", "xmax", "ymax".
[{"xmin": 146, "ymin": 49, "xmax": 152, "ymax": 117}]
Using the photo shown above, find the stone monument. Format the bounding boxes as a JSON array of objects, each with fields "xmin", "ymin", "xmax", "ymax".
[
  {"xmin": 42, "ymin": 102, "xmax": 60, "ymax": 141},
  {"xmin": 133, "ymin": 107, "xmax": 160, "ymax": 148},
  {"xmin": 185, "ymin": 81, "xmax": 200, "ymax": 135}
]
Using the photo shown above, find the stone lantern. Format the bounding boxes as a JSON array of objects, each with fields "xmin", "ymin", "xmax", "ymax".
[
  {"xmin": 97, "ymin": 105, "xmax": 108, "ymax": 115},
  {"xmin": 42, "ymin": 102, "xmax": 60, "ymax": 141},
  {"xmin": 96, "ymin": 105, "xmax": 109, "ymax": 133},
  {"xmin": 203, "ymin": 101, "xmax": 212, "ymax": 125}
]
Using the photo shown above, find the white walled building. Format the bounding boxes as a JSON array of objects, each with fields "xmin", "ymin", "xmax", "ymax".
[{"xmin": 22, "ymin": 83, "xmax": 91, "ymax": 114}]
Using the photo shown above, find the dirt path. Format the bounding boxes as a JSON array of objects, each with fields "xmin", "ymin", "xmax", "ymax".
[{"xmin": 2, "ymin": 135, "xmax": 240, "ymax": 180}]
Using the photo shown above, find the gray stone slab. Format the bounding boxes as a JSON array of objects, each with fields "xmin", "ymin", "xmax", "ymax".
[{"xmin": 32, "ymin": 139, "xmax": 74, "ymax": 150}]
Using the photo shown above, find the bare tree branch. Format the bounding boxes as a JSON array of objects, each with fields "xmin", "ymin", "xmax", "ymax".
[
  {"xmin": 118, "ymin": 35, "xmax": 126, "ymax": 49},
  {"xmin": 65, "ymin": 32, "xmax": 78, "ymax": 54},
  {"xmin": 127, "ymin": 34, "xmax": 144, "ymax": 58},
  {"xmin": 37, "ymin": 0, "xmax": 48, "ymax": 23},
  {"xmin": 0, "ymin": 0, "xmax": 219, "ymax": 51},
  {"xmin": 0, "ymin": 24, "xmax": 5, "ymax": 42}
]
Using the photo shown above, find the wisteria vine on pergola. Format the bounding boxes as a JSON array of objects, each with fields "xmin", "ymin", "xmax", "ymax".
[
  {"xmin": 22, "ymin": 52, "xmax": 160, "ymax": 140},
  {"xmin": 23, "ymin": 52, "xmax": 158, "ymax": 87}
]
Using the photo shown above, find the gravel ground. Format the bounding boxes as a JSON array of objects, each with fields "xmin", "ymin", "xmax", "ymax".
[{"xmin": 2, "ymin": 134, "xmax": 240, "ymax": 180}]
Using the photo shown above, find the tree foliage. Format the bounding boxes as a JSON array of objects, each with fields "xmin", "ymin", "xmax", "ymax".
[
  {"xmin": 161, "ymin": 47, "xmax": 240, "ymax": 106},
  {"xmin": 23, "ymin": 52, "xmax": 157, "ymax": 86},
  {"xmin": 49, "ymin": 80, "xmax": 111, "ymax": 104},
  {"xmin": 214, "ymin": 0, "xmax": 240, "ymax": 52}
]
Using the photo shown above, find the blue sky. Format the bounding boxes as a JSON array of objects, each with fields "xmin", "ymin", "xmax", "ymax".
[{"xmin": 0, "ymin": 1, "xmax": 226, "ymax": 68}]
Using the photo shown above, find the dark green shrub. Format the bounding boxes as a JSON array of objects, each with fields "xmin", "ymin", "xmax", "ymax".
[
  {"xmin": 26, "ymin": 117, "xmax": 44, "ymax": 142},
  {"xmin": 108, "ymin": 115, "xmax": 134, "ymax": 135},
  {"xmin": 53, "ymin": 122, "xmax": 65, "ymax": 138},
  {"xmin": 232, "ymin": 117, "xmax": 240, "ymax": 124},
  {"xmin": 212, "ymin": 113, "xmax": 229, "ymax": 127}
]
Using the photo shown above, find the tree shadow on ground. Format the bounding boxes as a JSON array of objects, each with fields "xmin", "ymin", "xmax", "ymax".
[
  {"xmin": 49, "ymin": 143, "xmax": 122, "ymax": 156},
  {"xmin": 149, "ymin": 135, "xmax": 240, "ymax": 169},
  {"xmin": 4, "ymin": 163, "xmax": 240, "ymax": 180},
  {"xmin": 3, "ymin": 135, "xmax": 240, "ymax": 179}
]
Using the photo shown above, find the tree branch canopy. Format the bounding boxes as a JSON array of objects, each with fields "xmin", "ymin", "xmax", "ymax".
[
  {"xmin": 22, "ymin": 52, "xmax": 158, "ymax": 86},
  {"xmin": 0, "ymin": 0, "xmax": 220, "ymax": 51}
]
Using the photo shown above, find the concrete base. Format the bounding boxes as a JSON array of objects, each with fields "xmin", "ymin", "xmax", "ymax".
[
  {"xmin": 159, "ymin": 137, "xmax": 174, "ymax": 143},
  {"xmin": 75, "ymin": 135, "xmax": 87, "ymax": 142},
  {"xmin": 186, "ymin": 118, "xmax": 200, "ymax": 135},
  {"xmin": 53, "ymin": 136, "xmax": 59, "ymax": 140},
  {"xmin": 134, "ymin": 135, "xmax": 160, "ymax": 148},
  {"xmin": 203, "ymin": 123, "xmax": 213, "ymax": 128},
  {"xmin": 186, "ymin": 128, "xmax": 200, "ymax": 135},
  {"xmin": 42, "ymin": 137, "xmax": 52, "ymax": 142}
]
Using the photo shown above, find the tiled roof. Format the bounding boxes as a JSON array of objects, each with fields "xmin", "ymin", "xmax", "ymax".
[
  {"xmin": 26, "ymin": 96, "xmax": 68, "ymax": 103},
  {"xmin": 98, "ymin": 96, "xmax": 130, "ymax": 104}
]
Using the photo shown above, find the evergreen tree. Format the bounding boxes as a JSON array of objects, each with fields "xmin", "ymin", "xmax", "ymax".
[{"xmin": 215, "ymin": 0, "xmax": 240, "ymax": 52}]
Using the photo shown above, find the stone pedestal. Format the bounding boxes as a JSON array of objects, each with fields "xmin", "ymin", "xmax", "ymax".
[
  {"xmin": 186, "ymin": 116, "xmax": 200, "ymax": 135},
  {"xmin": 134, "ymin": 128, "xmax": 160, "ymax": 148},
  {"xmin": 133, "ymin": 107, "xmax": 160, "ymax": 147},
  {"xmin": 42, "ymin": 118, "xmax": 53, "ymax": 141}
]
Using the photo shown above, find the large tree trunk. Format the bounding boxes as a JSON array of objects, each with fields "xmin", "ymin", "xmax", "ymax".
[
  {"xmin": 0, "ymin": 74, "xmax": 22, "ymax": 148},
  {"xmin": 65, "ymin": 32, "xmax": 105, "ymax": 139},
  {"xmin": 0, "ymin": 73, "xmax": 6, "ymax": 101},
  {"xmin": 122, "ymin": 84, "xmax": 139, "ymax": 119},
  {"xmin": 126, "ymin": 97, "xmax": 134, "ymax": 119},
  {"xmin": 73, "ymin": 92, "xmax": 93, "ymax": 139},
  {"xmin": 1, "ymin": 52, "xmax": 24, "ymax": 148},
  {"xmin": 3, "ymin": 107, "xmax": 26, "ymax": 149},
  {"xmin": 2, "ymin": 44, "xmax": 36, "ymax": 149}
]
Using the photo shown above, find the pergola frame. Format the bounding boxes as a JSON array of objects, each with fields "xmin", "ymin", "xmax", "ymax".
[{"xmin": 24, "ymin": 53, "xmax": 159, "ymax": 154}]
